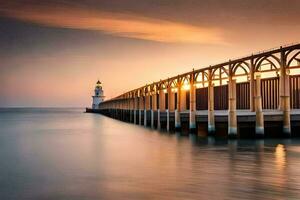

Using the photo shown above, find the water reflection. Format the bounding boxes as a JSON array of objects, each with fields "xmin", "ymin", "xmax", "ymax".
[
  {"xmin": 1, "ymin": 108, "xmax": 300, "ymax": 200},
  {"xmin": 275, "ymin": 144, "xmax": 286, "ymax": 170}
]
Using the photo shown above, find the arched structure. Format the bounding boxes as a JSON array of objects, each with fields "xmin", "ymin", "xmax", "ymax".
[{"xmin": 95, "ymin": 43, "xmax": 300, "ymax": 138}]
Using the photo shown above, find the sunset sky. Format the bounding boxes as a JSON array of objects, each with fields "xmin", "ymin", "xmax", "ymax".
[{"xmin": 0, "ymin": 0, "xmax": 299, "ymax": 107}]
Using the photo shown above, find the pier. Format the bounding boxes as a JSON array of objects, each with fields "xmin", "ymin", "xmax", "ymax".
[{"xmin": 87, "ymin": 44, "xmax": 300, "ymax": 138}]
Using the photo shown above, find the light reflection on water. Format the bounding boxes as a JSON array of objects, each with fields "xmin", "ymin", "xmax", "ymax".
[{"xmin": 0, "ymin": 108, "xmax": 300, "ymax": 200}]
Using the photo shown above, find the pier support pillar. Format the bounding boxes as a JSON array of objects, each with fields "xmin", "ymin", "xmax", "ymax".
[
  {"xmin": 174, "ymin": 110, "xmax": 181, "ymax": 130},
  {"xmin": 130, "ymin": 98, "xmax": 134, "ymax": 123},
  {"xmin": 228, "ymin": 78, "xmax": 237, "ymax": 138},
  {"xmin": 279, "ymin": 55, "xmax": 285, "ymax": 111},
  {"xmin": 167, "ymin": 109, "xmax": 170, "ymax": 131},
  {"xmin": 144, "ymin": 109, "xmax": 147, "ymax": 127},
  {"xmin": 175, "ymin": 84, "xmax": 182, "ymax": 131},
  {"xmin": 134, "ymin": 97, "xmax": 138, "ymax": 124},
  {"xmin": 283, "ymin": 95, "xmax": 291, "ymax": 136},
  {"xmin": 255, "ymin": 74, "xmax": 264, "ymax": 137},
  {"xmin": 139, "ymin": 96, "xmax": 144, "ymax": 125},
  {"xmin": 157, "ymin": 109, "xmax": 161, "ymax": 130},
  {"xmin": 279, "ymin": 51, "xmax": 291, "ymax": 137},
  {"xmin": 151, "ymin": 110, "xmax": 154, "ymax": 128},
  {"xmin": 131, "ymin": 109, "xmax": 135, "ymax": 123},
  {"xmin": 208, "ymin": 80, "xmax": 215, "ymax": 135},
  {"xmin": 189, "ymin": 74, "xmax": 196, "ymax": 133},
  {"xmin": 151, "ymin": 93, "xmax": 157, "ymax": 128},
  {"xmin": 144, "ymin": 95, "xmax": 147, "ymax": 127},
  {"xmin": 158, "ymin": 90, "xmax": 165, "ymax": 130},
  {"xmin": 283, "ymin": 74, "xmax": 291, "ymax": 137},
  {"xmin": 139, "ymin": 109, "xmax": 142, "ymax": 125},
  {"xmin": 166, "ymin": 88, "xmax": 170, "ymax": 132},
  {"xmin": 250, "ymin": 60, "xmax": 255, "ymax": 112},
  {"xmin": 167, "ymin": 86, "xmax": 174, "ymax": 131},
  {"xmin": 144, "ymin": 94, "xmax": 150, "ymax": 127}
]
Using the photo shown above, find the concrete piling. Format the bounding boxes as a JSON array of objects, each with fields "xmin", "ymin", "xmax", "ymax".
[
  {"xmin": 228, "ymin": 78, "xmax": 237, "ymax": 138},
  {"xmin": 189, "ymin": 74, "xmax": 196, "ymax": 133},
  {"xmin": 255, "ymin": 74, "xmax": 264, "ymax": 137},
  {"xmin": 175, "ymin": 85, "xmax": 182, "ymax": 131},
  {"xmin": 208, "ymin": 78, "xmax": 215, "ymax": 135}
]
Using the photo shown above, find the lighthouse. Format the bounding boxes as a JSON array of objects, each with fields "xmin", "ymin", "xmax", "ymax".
[{"xmin": 92, "ymin": 80, "xmax": 105, "ymax": 109}]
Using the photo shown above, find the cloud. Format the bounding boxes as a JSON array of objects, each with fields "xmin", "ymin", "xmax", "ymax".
[{"xmin": 0, "ymin": 3, "xmax": 224, "ymax": 44}]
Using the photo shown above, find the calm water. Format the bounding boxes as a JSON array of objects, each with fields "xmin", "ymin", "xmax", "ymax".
[{"xmin": 1, "ymin": 108, "xmax": 300, "ymax": 200}]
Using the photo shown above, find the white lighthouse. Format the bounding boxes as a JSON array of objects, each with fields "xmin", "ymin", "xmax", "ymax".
[{"xmin": 92, "ymin": 80, "xmax": 105, "ymax": 109}]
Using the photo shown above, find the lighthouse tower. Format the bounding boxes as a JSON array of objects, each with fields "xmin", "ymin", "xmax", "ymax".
[{"xmin": 92, "ymin": 80, "xmax": 105, "ymax": 109}]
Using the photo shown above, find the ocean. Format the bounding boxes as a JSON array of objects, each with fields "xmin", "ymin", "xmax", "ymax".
[{"xmin": 0, "ymin": 108, "xmax": 300, "ymax": 200}]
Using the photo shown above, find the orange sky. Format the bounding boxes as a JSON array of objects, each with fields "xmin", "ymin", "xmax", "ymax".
[{"xmin": 0, "ymin": 0, "xmax": 299, "ymax": 107}]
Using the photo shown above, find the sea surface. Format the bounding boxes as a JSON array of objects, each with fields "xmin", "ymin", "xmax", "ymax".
[{"xmin": 1, "ymin": 108, "xmax": 300, "ymax": 200}]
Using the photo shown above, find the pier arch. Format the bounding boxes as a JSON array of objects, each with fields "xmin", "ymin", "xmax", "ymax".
[
  {"xmin": 254, "ymin": 54, "xmax": 281, "ymax": 110},
  {"xmin": 232, "ymin": 61, "xmax": 251, "ymax": 109},
  {"xmin": 212, "ymin": 65, "xmax": 229, "ymax": 110}
]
